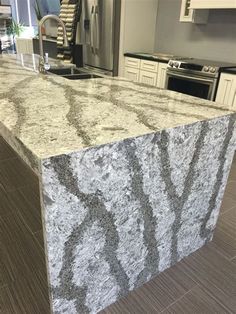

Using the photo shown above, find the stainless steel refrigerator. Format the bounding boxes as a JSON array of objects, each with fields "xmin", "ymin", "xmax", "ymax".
[{"xmin": 77, "ymin": 0, "xmax": 121, "ymax": 76}]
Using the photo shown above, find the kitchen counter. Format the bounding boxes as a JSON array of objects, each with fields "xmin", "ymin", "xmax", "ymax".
[
  {"xmin": 0, "ymin": 54, "xmax": 234, "ymax": 172},
  {"xmin": 221, "ymin": 67, "xmax": 236, "ymax": 75},
  {"xmin": 1, "ymin": 54, "xmax": 236, "ymax": 314},
  {"xmin": 124, "ymin": 52, "xmax": 170, "ymax": 63}
]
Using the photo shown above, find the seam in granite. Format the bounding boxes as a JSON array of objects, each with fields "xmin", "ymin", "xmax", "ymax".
[
  {"xmin": 200, "ymin": 114, "xmax": 236, "ymax": 242},
  {"xmin": 154, "ymin": 121, "xmax": 209, "ymax": 265},
  {"xmin": 122, "ymin": 139, "xmax": 160, "ymax": 288},
  {"xmin": 49, "ymin": 153, "xmax": 130, "ymax": 312}
]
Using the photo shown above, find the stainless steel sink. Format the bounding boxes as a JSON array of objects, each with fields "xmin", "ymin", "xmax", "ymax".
[
  {"xmin": 62, "ymin": 73, "xmax": 102, "ymax": 80},
  {"xmin": 47, "ymin": 67, "xmax": 83, "ymax": 75},
  {"xmin": 47, "ymin": 67, "xmax": 103, "ymax": 80}
]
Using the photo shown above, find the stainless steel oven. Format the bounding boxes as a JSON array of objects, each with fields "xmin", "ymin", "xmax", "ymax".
[
  {"xmin": 166, "ymin": 69, "xmax": 217, "ymax": 100},
  {"xmin": 165, "ymin": 59, "xmax": 236, "ymax": 101}
]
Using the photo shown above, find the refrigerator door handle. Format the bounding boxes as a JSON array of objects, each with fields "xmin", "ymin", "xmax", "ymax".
[
  {"xmin": 94, "ymin": 5, "xmax": 100, "ymax": 51},
  {"xmin": 90, "ymin": 5, "xmax": 95, "ymax": 53}
]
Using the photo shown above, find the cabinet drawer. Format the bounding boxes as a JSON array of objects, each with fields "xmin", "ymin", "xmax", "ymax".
[
  {"xmin": 125, "ymin": 57, "xmax": 140, "ymax": 69},
  {"xmin": 140, "ymin": 59, "xmax": 158, "ymax": 73},
  {"xmin": 139, "ymin": 70, "xmax": 157, "ymax": 86},
  {"xmin": 124, "ymin": 67, "xmax": 140, "ymax": 82}
]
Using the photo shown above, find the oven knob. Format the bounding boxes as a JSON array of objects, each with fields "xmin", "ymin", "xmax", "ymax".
[
  {"xmin": 174, "ymin": 62, "xmax": 179, "ymax": 67},
  {"xmin": 203, "ymin": 66, "xmax": 210, "ymax": 72},
  {"xmin": 169, "ymin": 61, "xmax": 174, "ymax": 67},
  {"xmin": 210, "ymin": 67, "xmax": 216, "ymax": 73}
]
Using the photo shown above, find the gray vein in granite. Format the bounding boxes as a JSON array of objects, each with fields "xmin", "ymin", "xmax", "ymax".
[
  {"xmin": 123, "ymin": 139, "xmax": 160, "ymax": 288},
  {"xmin": 0, "ymin": 75, "xmax": 37, "ymax": 135},
  {"xmin": 200, "ymin": 114, "xmax": 236, "ymax": 242},
  {"xmin": 96, "ymin": 83, "xmax": 210, "ymax": 121},
  {"xmin": 50, "ymin": 153, "xmax": 130, "ymax": 311},
  {"xmin": 98, "ymin": 80, "xmax": 232, "ymax": 113},
  {"xmin": 154, "ymin": 122, "xmax": 209, "ymax": 265},
  {"xmin": 45, "ymin": 76, "xmax": 221, "ymax": 138},
  {"xmin": 43, "ymin": 76, "xmax": 92, "ymax": 146}
]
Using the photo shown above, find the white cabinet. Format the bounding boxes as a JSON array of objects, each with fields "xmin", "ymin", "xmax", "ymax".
[
  {"xmin": 180, "ymin": 0, "xmax": 208, "ymax": 23},
  {"xmin": 157, "ymin": 63, "xmax": 168, "ymax": 89},
  {"xmin": 125, "ymin": 57, "xmax": 140, "ymax": 69},
  {"xmin": 124, "ymin": 56, "xmax": 168, "ymax": 88},
  {"xmin": 140, "ymin": 59, "xmax": 158, "ymax": 73},
  {"xmin": 139, "ymin": 70, "xmax": 157, "ymax": 86},
  {"xmin": 124, "ymin": 67, "xmax": 140, "ymax": 82},
  {"xmin": 190, "ymin": 0, "xmax": 236, "ymax": 9},
  {"xmin": 216, "ymin": 73, "xmax": 236, "ymax": 110}
]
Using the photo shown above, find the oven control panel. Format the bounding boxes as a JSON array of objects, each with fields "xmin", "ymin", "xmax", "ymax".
[{"xmin": 168, "ymin": 60, "xmax": 218, "ymax": 76}]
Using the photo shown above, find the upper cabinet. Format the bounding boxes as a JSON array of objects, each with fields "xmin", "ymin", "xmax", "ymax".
[
  {"xmin": 190, "ymin": 0, "xmax": 236, "ymax": 9},
  {"xmin": 180, "ymin": 0, "xmax": 209, "ymax": 23}
]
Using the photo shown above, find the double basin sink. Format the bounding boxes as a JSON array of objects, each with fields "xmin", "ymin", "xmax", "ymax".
[{"xmin": 47, "ymin": 67, "xmax": 103, "ymax": 80}]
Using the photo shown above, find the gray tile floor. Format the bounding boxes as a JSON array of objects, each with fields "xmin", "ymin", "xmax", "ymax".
[{"xmin": 0, "ymin": 136, "xmax": 235, "ymax": 314}]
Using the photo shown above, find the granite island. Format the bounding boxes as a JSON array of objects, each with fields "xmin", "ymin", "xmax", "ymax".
[{"xmin": 0, "ymin": 54, "xmax": 236, "ymax": 314}]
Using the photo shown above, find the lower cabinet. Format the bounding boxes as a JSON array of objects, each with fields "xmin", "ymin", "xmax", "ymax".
[
  {"xmin": 139, "ymin": 70, "xmax": 157, "ymax": 86},
  {"xmin": 157, "ymin": 63, "xmax": 168, "ymax": 88},
  {"xmin": 216, "ymin": 73, "xmax": 236, "ymax": 110},
  {"xmin": 124, "ymin": 57, "xmax": 168, "ymax": 88},
  {"xmin": 124, "ymin": 66, "xmax": 140, "ymax": 82}
]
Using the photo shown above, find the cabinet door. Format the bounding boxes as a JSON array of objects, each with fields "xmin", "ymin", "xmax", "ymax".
[
  {"xmin": 124, "ymin": 67, "xmax": 140, "ymax": 82},
  {"xmin": 180, "ymin": 0, "xmax": 194, "ymax": 22},
  {"xmin": 139, "ymin": 70, "xmax": 157, "ymax": 86},
  {"xmin": 157, "ymin": 63, "xmax": 168, "ymax": 88},
  {"xmin": 228, "ymin": 79, "xmax": 236, "ymax": 110},
  {"xmin": 140, "ymin": 59, "xmax": 158, "ymax": 73},
  {"xmin": 179, "ymin": 0, "xmax": 208, "ymax": 23},
  {"xmin": 216, "ymin": 73, "xmax": 235, "ymax": 109},
  {"xmin": 124, "ymin": 57, "xmax": 140, "ymax": 69}
]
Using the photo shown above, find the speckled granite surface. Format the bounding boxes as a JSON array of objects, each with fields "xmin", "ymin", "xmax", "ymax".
[
  {"xmin": 1, "ymin": 54, "xmax": 236, "ymax": 314},
  {"xmin": 0, "ymin": 54, "xmax": 235, "ymax": 172}
]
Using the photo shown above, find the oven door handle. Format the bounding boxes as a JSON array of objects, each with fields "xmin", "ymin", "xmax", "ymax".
[{"xmin": 167, "ymin": 72, "xmax": 214, "ymax": 84}]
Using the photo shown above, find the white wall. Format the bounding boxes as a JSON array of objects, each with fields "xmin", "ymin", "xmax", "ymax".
[
  {"xmin": 155, "ymin": 0, "xmax": 236, "ymax": 63},
  {"xmin": 118, "ymin": 0, "xmax": 159, "ymax": 76}
]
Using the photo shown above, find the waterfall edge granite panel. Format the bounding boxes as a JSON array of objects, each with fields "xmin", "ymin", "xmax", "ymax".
[{"xmin": 40, "ymin": 114, "xmax": 236, "ymax": 314}]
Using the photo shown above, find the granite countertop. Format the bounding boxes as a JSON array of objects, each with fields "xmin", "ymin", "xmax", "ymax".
[
  {"xmin": 124, "ymin": 52, "xmax": 170, "ymax": 63},
  {"xmin": 0, "ymin": 53, "xmax": 235, "ymax": 172},
  {"xmin": 221, "ymin": 68, "xmax": 236, "ymax": 75}
]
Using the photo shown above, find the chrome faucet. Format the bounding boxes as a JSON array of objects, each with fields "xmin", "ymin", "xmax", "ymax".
[{"xmin": 38, "ymin": 14, "xmax": 69, "ymax": 74}]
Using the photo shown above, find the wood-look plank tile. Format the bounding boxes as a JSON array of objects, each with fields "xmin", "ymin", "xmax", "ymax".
[
  {"xmin": 17, "ymin": 184, "xmax": 41, "ymax": 210},
  {"xmin": 0, "ymin": 137, "xmax": 16, "ymax": 162},
  {"xmin": 224, "ymin": 180, "xmax": 236, "ymax": 201},
  {"xmin": 177, "ymin": 243, "xmax": 236, "ymax": 312},
  {"xmin": 0, "ymin": 275, "xmax": 50, "ymax": 314},
  {"xmin": 219, "ymin": 194, "xmax": 236, "ymax": 215},
  {"xmin": 0, "ymin": 186, "xmax": 16, "ymax": 217},
  {"xmin": 212, "ymin": 207, "xmax": 236, "ymax": 259},
  {"xmin": 229, "ymin": 164, "xmax": 236, "ymax": 181},
  {"xmin": 100, "ymin": 263, "xmax": 196, "ymax": 314},
  {"xmin": 0, "ymin": 213, "xmax": 47, "ymax": 286},
  {"xmin": 8, "ymin": 186, "xmax": 42, "ymax": 233},
  {"xmin": 161, "ymin": 284, "xmax": 231, "ymax": 314},
  {"xmin": 33, "ymin": 230, "xmax": 45, "ymax": 251},
  {"xmin": 0, "ymin": 158, "xmax": 38, "ymax": 192}
]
